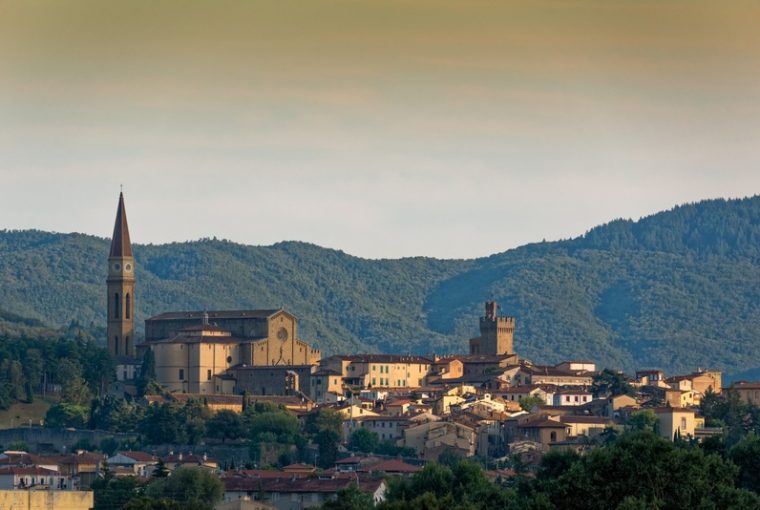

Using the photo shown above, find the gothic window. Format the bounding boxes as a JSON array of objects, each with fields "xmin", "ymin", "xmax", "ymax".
[
  {"xmin": 114, "ymin": 336, "xmax": 119, "ymax": 355},
  {"xmin": 114, "ymin": 293, "xmax": 120, "ymax": 319},
  {"xmin": 125, "ymin": 336, "xmax": 130, "ymax": 354},
  {"xmin": 125, "ymin": 293, "xmax": 131, "ymax": 319}
]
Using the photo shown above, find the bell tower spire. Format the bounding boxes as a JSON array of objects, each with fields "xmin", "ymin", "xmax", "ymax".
[{"xmin": 107, "ymin": 192, "xmax": 136, "ymax": 359}]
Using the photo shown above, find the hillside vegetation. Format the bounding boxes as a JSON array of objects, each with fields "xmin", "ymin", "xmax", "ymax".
[{"xmin": 1, "ymin": 196, "xmax": 759, "ymax": 377}]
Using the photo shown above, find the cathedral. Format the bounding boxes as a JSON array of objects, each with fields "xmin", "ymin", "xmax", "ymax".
[{"xmin": 107, "ymin": 193, "xmax": 320, "ymax": 395}]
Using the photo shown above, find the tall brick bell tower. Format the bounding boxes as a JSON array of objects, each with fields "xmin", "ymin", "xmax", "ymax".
[{"xmin": 107, "ymin": 192, "xmax": 136, "ymax": 359}]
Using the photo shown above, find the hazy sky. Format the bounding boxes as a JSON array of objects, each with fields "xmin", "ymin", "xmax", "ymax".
[{"xmin": 2, "ymin": 0, "xmax": 759, "ymax": 259}]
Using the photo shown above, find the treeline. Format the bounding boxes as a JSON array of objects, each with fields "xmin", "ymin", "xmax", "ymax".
[
  {"xmin": 2, "ymin": 196, "xmax": 760, "ymax": 374},
  {"xmin": 325, "ymin": 431, "xmax": 760, "ymax": 510},
  {"xmin": 0, "ymin": 331, "xmax": 113, "ymax": 410}
]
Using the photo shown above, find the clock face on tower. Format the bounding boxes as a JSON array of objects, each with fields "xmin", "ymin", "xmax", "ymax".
[
  {"xmin": 277, "ymin": 327, "xmax": 289, "ymax": 342},
  {"xmin": 112, "ymin": 262, "xmax": 121, "ymax": 272},
  {"xmin": 124, "ymin": 263, "xmax": 132, "ymax": 273}
]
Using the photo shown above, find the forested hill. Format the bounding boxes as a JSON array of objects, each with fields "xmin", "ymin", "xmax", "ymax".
[{"xmin": 1, "ymin": 196, "xmax": 759, "ymax": 377}]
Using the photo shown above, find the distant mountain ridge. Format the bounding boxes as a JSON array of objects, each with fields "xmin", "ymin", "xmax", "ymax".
[{"xmin": 1, "ymin": 196, "xmax": 759, "ymax": 378}]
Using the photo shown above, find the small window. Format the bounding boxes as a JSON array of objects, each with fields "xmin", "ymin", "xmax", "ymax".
[
  {"xmin": 207, "ymin": 369, "xmax": 212, "ymax": 381},
  {"xmin": 125, "ymin": 293, "xmax": 131, "ymax": 319},
  {"xmin": 179, "ymin": 369, "xmax": 184, "ymax": 380},
  {"xmin": 114, "ymin": 293, "xmax": 120, "ymax": 319}
]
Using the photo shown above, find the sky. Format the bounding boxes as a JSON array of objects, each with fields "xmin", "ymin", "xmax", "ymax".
[{"xmin": 1, "ymin": 0, "xmax": 759, "ymax": 259}]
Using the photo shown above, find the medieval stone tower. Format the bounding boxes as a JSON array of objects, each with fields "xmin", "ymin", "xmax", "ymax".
[
  {"xmin": 469, "ymin": 301, "xmax": 515, "ymax": 356},
  {"xmin": 107, "ymin": 192, "xmax": 136, "ymax": 358}
]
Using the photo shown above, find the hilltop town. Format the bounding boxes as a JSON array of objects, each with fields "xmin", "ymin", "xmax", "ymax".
[{"xmin": 1, "ymin": 194, "xmax": 759, "ymax": 510}]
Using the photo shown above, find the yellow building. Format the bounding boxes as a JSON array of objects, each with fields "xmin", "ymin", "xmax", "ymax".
[
  {"xmin": 653, "ymin": 407, "xmax": 703, "ymax": 440},
  {"xmin": 0, "ymin": 490, "xmax": 93, "ymax": 510},
  {"xmin": 143, "ymin": 309, "xmax": 321, "ymax": 394},
  {"xmin": 147, "ymin": 321, "xmax": 242, "ymax": 394},
  {"xmin": 319, "ymin": 354, "xmax": 432, "ymax": 390},
  {"xmin": 401, "ymin": 420, "xmax": 477, "ymax": 460}
]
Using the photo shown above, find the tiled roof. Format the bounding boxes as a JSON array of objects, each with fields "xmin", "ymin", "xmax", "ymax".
[
  {"xmin": 117, "ymin": 451, "xmax": 158, "ymax": 462},
  {"xmin": 359, "ymin": 459, "xmax": 422, "ymax": 473},
  {"xmin": 0, "ymin": 466, "xmax": 60, "ymax": 476},
  {"xmin": 335, "ymin": 354, "xmax": 433, "ymax": 364}
]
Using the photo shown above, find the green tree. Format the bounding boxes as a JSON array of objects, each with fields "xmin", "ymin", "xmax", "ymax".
[
  {"xmin": 206, "ymin": 410, "xmax": 245, "ymax": 443},
  {"xmin": 140, "ymin": 403, "xmax": 186, "ymax": 445},
  {"xmin": 121, "ymin": 497, "xmax": 181, "ymax": 510},
  {"xmin": 62, "ymin": 375, "xmax": 92, "ymax": 406},
  {"xmin": 524, "ymin": 431, "xmax": 760, "ymax": 510},
  {"xmin": 306, "ymin": 408, "xmax": 343, "ymax": 436},
  {"xmin": 322, "ymin": 482, "xmax": 375, "ymax": 510},
  {"xmin": 592, "ymin": 369, "xmax": 634, "ymax": 397},
  {"xmin": 137, "ymin": 349, "xmax": 158, "ymax": 396},
  {"xmin": 315, "ymin": 430, "xmax": 340, "ymax": 469},
  {"xmin": 519, "ymin": 395, "xmax": 545, "ymax": 412},
  {"xmin": 348, "ymin": 427, "xmax": 379, "ymax": 454},
  {"xmin": 628, "ymin": 409, "xmax": 658, "ymax": 432},
  {"xmin": 730, "ymin": 433, "xmax": 760, "ymax": 493},
  {"xmin": 151, "ymin": 458, "xmax": 170, "ymax": 479},
  {"xmin": 45, "ymin": 403, "xmax": 89, "ymax": 428},
  {"xmin": 92, "ymin": 472, "xmax": 145, "ymax": 510},
  {"xmin": 145, "ymin": 466, "xmax": 223, "ymax": 509}
]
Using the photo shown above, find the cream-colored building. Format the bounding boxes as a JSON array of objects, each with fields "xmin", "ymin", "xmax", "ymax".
[
  {"xmin": 310, "ymin": 369, "xmax": 344, "ymax": 402},
  {"xmin": 653, "ymin": 407, "xmax": 703, "ymax": 440},
  {"xmin": 144, "ymin": 309, "xmax": 320, "ymax": 394},
  {"xmin": 319, "ymin": 354, "xmax": 432, "ymax": 390},
  {"xmin": 401, "ymin": 420, "xmax": 477, "ymax": 460},
  {"xmin": 0, "ymin": 490, "xmax": 93, "ymax": 510}
]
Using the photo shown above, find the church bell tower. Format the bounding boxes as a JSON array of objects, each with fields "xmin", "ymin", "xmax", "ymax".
[{"xmin": 107, "ymin": 192, "xmax": 135, "ymax": 358}]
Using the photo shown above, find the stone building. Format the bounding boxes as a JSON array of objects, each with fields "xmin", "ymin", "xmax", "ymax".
[
  {"xmin": 105, "ymin": 192, "xmax": 320, "ymax": 396},
  {"xmin": 142, "ymin": 311, "xmax": 320, "ymax": 394},
  {"xmin": 469, "ymin": 301, "xmax": 515, "ymax": 356}
]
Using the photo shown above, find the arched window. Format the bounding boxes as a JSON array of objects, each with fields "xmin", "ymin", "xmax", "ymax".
[
  {"xmin": 550, "ymin": 431, "xmax": 557, "ymax": 442},
  {"xmin": 125, "ymin": 336, "xmax": 130, "ymax": 354},
  {"xmin": 125, "ymin": 293, "xmax": 131, "ymax": 319},
  {"xmin": 114, "ymin": 335, "xmax": 119, "ymax": 355},
  {"xmin": 114, "ymin": 293, "xmax": 120, "ymax": 319}
]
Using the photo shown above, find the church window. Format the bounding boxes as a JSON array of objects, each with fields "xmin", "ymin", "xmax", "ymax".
[
  {"xmin": 179, "ymin": 369, "xmax": 184, "ymax": 380},
  {"xmin": 114, "ymin": 336, "xmax": 119, "ymax": 354},
  {"xmin": 125, "ymin": 336, "xmax": 130, "ymax": 354},
  {"xmin": 125, "ymin": 293, "xmax": 131, "ymax": 319},
  {"xmin": 207, "ymin": 370, "xmax": 212, "ymax": 381},
  {"xmin": 114, "ymin": 293, "xmax": 120, "ymax": 319}
]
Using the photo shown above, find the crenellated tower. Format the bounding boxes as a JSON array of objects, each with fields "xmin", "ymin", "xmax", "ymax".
[
  {"xmin": 469, "ymin": 301, "xmax": 515, "ymax": 356},
  {"xmin": 107, "ymin": 192, "xmax": 136, "ymax": 358}
]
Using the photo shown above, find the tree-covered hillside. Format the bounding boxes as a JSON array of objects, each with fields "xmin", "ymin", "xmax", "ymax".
[{"xmin": 1, "ymin": 196, "xmax": 758, "ymax": 377}]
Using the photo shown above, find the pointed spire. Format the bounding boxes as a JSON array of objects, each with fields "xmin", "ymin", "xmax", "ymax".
[{"xmin": 109, "ymin": 192, "xmax": 133, "ymax": 258}]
